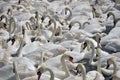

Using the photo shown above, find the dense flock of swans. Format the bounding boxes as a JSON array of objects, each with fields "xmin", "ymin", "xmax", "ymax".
[{"xmin": 0, "ymin": 0, "xmax": 120, "ymax": 80}]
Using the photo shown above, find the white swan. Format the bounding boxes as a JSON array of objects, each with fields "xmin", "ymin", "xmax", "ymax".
[
  {"xmin": 7, "ymin": 61, "xmax": 36, "ymax": 80},
  {"xmin": 83, "ymin": 19, "xmax": 106, "ymax": 34},
  {"xmin": 101, "ymin": 57, "xmax": 120, "ymax": 80},
  {"xmin": 38, "ymin": 54, "xmax": 74, "ymax": 79},
  {"xmin": 100, "ymin": 27, "xmax": 120, "ymax": 52},
  {"xmin": 75, "ymin": 63, "xmax": 105, "ymax": 80},
  {"xmin": 0, "ymin": 14, "xmax": 8, "ymax": 29},
  {"xmin": 0, "ymin": 49, "xmax": 11, "ymax": 68},
  {"xmin": 37, "ymin": 66, "xmax": 60, "ymax": 80},
  {"xmin": 0, "ymin": 65, "xmax": 14, "ymax": 80},
  {"xmin": 106, "ymin": 11, "xmax": 120, "ymax": 27}
]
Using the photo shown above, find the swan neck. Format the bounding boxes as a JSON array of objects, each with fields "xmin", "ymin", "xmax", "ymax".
[
  {"xmin": 41, "ymin": 52, "xmax": 44, "ymax": 65},
  {"xmin": 2, "ymin": 50, "xmax": 10, "ymax": 65},
  {"xmin": 82, "ymin": 22, "xmax": 90, "ymax": 29},
  {"xmin": 45, "ymin": 67, "xmax": 54, "ymax": 80},
  {"xmin": 77, "ymin": 64, "xmax": 86, "ymax": 80},
  {"xmin": 96, "ymin": 48, "xmax": 101, "ymax": 73},
  {"xmin": 50, "ymin": 19, "xmax": 56, "ymax": 40},
  {"xmin": 13, "ymin": 61, "xmax": 20, "ymax": 80},
  {"xmin": 112, "ymin": 59, "xmax": 117, "ymax": 75},
  {"xmin": 61, "ymin": 55, "xmax": 70, "ymax": 78},
  {"xmin": 114, "ymin": 18, "xmax": 120, "ymax": 27},
  {"xmin": 37, "ymin": 23, "xmax": 42, "ymax": 36},
  {"xmin": 16, "ymin": 37, "xmax": 24, "ymax": 57},
  {"xmin": 88, "ymin": 40, "xmax": 95, "ymax": 64},
  {"xmin": 35, "ymin": 11, "xmax": 39, "ymax": 23},
  {"xmin": 1, "ymin": 15, "xmax": 8, "ymax": 24},
  {"xmin": 9, "ymin": 17, "xmax": 16, "ymax": 35},
  {"xmin": 70, "ymin": 21, "xmax": 81, "ymax": 29}
]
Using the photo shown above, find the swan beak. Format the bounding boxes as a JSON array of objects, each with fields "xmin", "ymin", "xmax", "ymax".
[
  {"xmin": 106, "ymin": 63, "xmax": 110, "ymax": 69},
  {"xmin": 69, "ymin": 56, "xmax": 74, "ymax": 63},
  {"xmin": 11, "ymin": 38, "xmax": 15, "ymax": 45},
  {"xmin": 37, "ymin": 71, "xmax": 41, "ymax": 80}
]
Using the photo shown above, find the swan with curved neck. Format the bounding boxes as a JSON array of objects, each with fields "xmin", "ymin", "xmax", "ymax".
[
  {"xmin": 82, "ymin": 21, "xmax": 90, "ymax": 29},
  {"xmin": 7, "ymin": 8, "xmax": 13, "ymax": 17},
  {"xmin": 0, "ymin": 15, "xmax": 8, "ymax": 29},
  {"xmin": 25, "ymin": 22, "xmax": 33, "ymax": 30},
  {"xmin": 95, "ymin": 33, "xmax": 107, "ymax": 48},
  {"xmin": 64, "ymin": 7, "xmax": 72, "ymax": 20},
  {"xmin": 41, "ymin": 14, "xmax": 52, "ymax": 23},
  {"xmin": 38, "ymin": 54, "xmax": 74, "ymax": 79},
  {"xmin": 107, "ymin": 12, "xmax": 120, "ymax": 26},
  {"xmin": 80, "ymin": 38, "xmax": 96, "ymax": 64},
  {"xmin": 76, "ymin": 63, "xmax": 86, "ymax": 80},
  {"xmin": 68, "ymin": 21, "xmax": 81, "ymax": 30},
  {"xmin": 76, "ymin": 61, "xmax": 104, "ymax": 80},
  {"xmin": 76, "ymin": 63, "xmax": 105, "ymax": 80},
  {"xmin": 105, "ymin": 57, "xmax": 120, "ymax": 80},
  {"xmin": 11, "ymin": 36, "xmax": 25, "ymax": 57},
  {"xmin": 48, "ymin": 19, "xmax": 57, "ymax": 40},
  {"xmin": 60, "ymin": 54, "xmax": 73, "ymax": 78},
  {"xmin": 29, "ymin": 16, "xmax": 38, "ymax": 30},
  {"xmin": 0, "ymin": 15, "xmax": 8, "ymax": 26},
  {"xmin": 101, "ymin": 57, "xmax": 117, "ymax": 77},
  {"xmin": 37, "ymin": 66, "xmax": 56, "ymax": 80}
]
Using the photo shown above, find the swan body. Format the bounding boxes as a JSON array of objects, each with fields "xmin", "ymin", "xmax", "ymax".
[{"xmin": 101, "ymin": 27, "xmax": 120, "ymax": 52}]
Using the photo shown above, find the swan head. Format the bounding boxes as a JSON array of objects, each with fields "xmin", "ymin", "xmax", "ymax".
[
  {"xmin": 106, "ymin": 58, "xmax": 115, "ymax": 69},
  {"xmin": 37, "ymin": 66, "xmax": 50, "ymax": 80},
  {"xmin": 75, "ymin": 63, "xmax": 86, "ymax": 75},
  {"xmin": 0, "ymin": 15, "xmax": 7, "ymax": 21},
  {"xmin": 37, "ymin": 67, "xmax": 42, "ymax": 80},
  {"xmin": 7, "ymin": 8, "xmax": 12, "ymax": 15},
  {"xmin": 62, "ymin": 53, "xmax": 74, "ymax": 63},
  {"xmin": 41, "ymin": 16, "xmax": 45, "ymax": 23},
  {"xmin": 106, "ymin": 12, "xmax": 115, "ymax": 20},
  {"xmin": 0, "ymin": 22, "xmax": 7, "ymax": 29},
  {"xmin": 80, "ymin": 41, "xmax": 88, "ymax": 52},
  {"xmin": 35, "ymin": 11, "xmax": 39, "ymax": 19}
]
